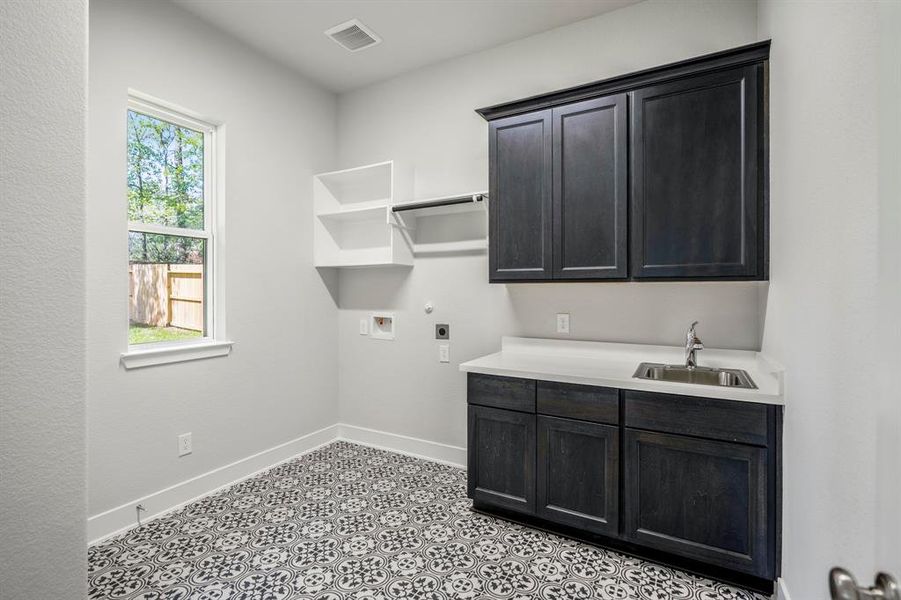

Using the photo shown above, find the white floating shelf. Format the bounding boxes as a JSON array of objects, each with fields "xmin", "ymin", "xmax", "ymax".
[
  {"xmin": 314, "ymin": 161, "xmax": 394, "ymax": 210},
  {"xmin": 314, "ymin": 251, "xmax": 413, "ymax": 269},
  {"xmin": 313, "ymin": 161, "xmax": 412, "ymax": 268},
  {"xmin": 317, "ymin": 205, "xmax": 389, "ymax": 224},
  {"xmin": 412, "ymin": 239, "xmax": 488, "ymax": 255}
]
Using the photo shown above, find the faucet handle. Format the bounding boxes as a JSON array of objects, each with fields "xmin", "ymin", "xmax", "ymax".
[
  {"xmin": 685, "ymin": 321, "xmax": 703, "ymax": 368},
  {"xmin": 687, "ymin": 321, "xmax": 703, "ymax": 348},
  {"xmin": 687, "ymin": 321, "xmax": 700, "ymax": 340}
]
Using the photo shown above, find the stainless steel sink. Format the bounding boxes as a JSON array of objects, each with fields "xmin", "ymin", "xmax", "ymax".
[{"xmin": 633, "ymin": 362, "xmax": 757, "ymax": 389}]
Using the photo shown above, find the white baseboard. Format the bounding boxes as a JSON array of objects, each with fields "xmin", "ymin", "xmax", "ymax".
[
  {"xmin": 774, "ymin": 577, "xmax": 791, "ymax": 600},
  {"xmin": 89, "ymin": 422, "xmax": 784, "ymax": 597},
  {"xmin": 337, "ymin": 423, "xmax": 467, "ymax": 468},
  {"xmin": 87, "ymin": 424, "xmax": 339, "ymax": 544},
  {"xmin": 87, "ymin": 423, "xmax": 467, "ymax": 544}
]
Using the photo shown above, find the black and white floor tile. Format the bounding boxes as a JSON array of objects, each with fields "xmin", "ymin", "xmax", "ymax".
[{"xmin": 89, "ymin": 441, "xmax": 769, "ymax": 600}]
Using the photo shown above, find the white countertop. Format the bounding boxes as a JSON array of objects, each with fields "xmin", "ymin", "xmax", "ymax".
[{"xmin": 459, "ymin": 337, "xmax": 784, "ymax": 405}]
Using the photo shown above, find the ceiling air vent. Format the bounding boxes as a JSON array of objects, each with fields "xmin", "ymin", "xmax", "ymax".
[{"xmin": 325, "ymin": 19, "xmax": 382, "ymax": 52}]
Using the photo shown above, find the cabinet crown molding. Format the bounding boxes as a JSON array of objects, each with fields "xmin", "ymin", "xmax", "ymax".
[{"xmin": 475, "ymin": 40, "xmax": 771, "ymax": 122}]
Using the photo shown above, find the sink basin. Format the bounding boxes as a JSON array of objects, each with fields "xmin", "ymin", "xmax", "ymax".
[{"xmin": 633, "ymin": 362, "xmax": 757, "ymax": 389}]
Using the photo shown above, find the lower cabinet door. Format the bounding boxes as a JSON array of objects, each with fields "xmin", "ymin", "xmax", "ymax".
[
  {"xmin": 537, "ymin": 416, "xmax": 619, "ymax": 536},
  {"xmin": 623, "ymin": 429, "xmax": 771, "ymax": 577},
  {"xmin": 467, "ymin": 405, "xmax": 536, "ymax": 514}
]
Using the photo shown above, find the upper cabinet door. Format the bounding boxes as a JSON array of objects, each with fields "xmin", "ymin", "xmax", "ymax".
[
  {"xmin": 489, "ymin": 110, "xmax": 553, "ymax": 281},
  {"xmin": 631, "ymin": 66, "xmax": 761, "ymax": 279},
  {"xmin": 553, "ymin": 95, "xmax": 628, "ymax": 279}
]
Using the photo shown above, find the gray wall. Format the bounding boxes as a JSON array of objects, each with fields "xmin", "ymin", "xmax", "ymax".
[
  {"xmin": 758, "ymin": 0, "xmax": 901, "ymax": 595},
  {"xmin": 336, "ymin": 5, "xmax": 901, "ymax": 595},
  {"xmin": 87, "ymin": 0, "xmax": 339, "ymax": 518},
  {"xmin": 335, "ymin": 0, "xmax": 762, "ymax": 450},
  {"xmin": 0, "ymin": 0, "xmax": 88, "ymax": 596},
  {"xmin": 875, "ymin": 0, "xmax": 901, "ymax": 578},
  {"xmin": 18, "ymin": 2, "xmax": 894, "ymax": 598}
]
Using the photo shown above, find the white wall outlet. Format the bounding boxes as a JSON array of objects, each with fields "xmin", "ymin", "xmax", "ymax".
[
  {"xmin": 370, "ymin": 313, "xmax": 395, "ymax": 340},
  {"xmin": 359, "ymin": 318, "xmax": 369, "ymax": 335},
  {"xmin": 178, "ymin": 432, "xmax": 192, "ymax": 457},
  {"xmin": 439, "ymin": 344, "xmax": 450, "ymax": 363},
  {"xmin": 556, "ymin": 313, "xmax": 571, "ymax": 334}
]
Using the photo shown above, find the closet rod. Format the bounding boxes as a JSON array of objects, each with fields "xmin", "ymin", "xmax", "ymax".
[{"xmin": 392, "ymin": 193, "xmax": 486, "ymax": 213}]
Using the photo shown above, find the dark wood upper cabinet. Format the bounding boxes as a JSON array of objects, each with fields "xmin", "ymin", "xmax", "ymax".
[
  {"xmin": 553, "ymin": 95, "xmax": 628, "ymax": 279},
  {"xmin": 489, "ymin": 110, "xmax": 553, "ymax": 281},
  {"xmin": 478, "ymin": 41, "xmax": 769, "ymax": 283},
  {"xmin": 630, "ymin": 65, "xmax": 761, "ymax": 278}
]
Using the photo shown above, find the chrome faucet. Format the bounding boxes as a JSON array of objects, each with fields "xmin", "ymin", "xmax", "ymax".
[{"xmin": 685, "ymin": 321, "xmax": 704, "ymax": 368}]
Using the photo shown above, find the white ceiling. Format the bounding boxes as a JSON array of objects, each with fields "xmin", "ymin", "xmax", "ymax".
[{"xmin": 172, "ymin": 0, "xmax": 641, "ymax": 93}]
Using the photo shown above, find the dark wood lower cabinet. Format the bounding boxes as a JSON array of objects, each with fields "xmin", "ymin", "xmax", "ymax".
[
  {"xmin": 466, "ymin": 372, "xmax": 781, "ymax": 592},
  {"xmin": 623, "ymin": 429, "xmax": 771, "ymax": 578},
  {"xmin": 537, "ymin": 416, "xmax": 618, "ymax": 536},
  {"xmin": 467, "ymin": 404, "xmax": 535, "ymax": 515}
]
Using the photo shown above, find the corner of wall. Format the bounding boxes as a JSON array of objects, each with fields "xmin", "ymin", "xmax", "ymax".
[
  {"xmin": 0, "ymin": 0, "xmax": 89, "ymax": 596},
  {"xmin": 775, "ymin": 577, "xmax": 791, "ymax": 600}
]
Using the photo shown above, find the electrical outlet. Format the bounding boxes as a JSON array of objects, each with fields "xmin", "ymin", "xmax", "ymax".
[
  {"xmin": 359, "ymin": 318, "xmax": 369, "ymax": 335},
  {"xmin": 439, "ymin": 344, "xmax": 450, "ymax": 363},
  {"xmin": 556, "ymin": 313, "xmax": 571, "ymax": 334},
  {"xmin": 178, "ymin": 432, "xmax": 192, "ymax": 457}
]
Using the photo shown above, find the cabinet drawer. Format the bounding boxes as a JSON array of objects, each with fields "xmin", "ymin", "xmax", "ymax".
[
  {"xmin": 537, "ymin": 381, "xmax": 619, "ymax": 424},
  {"xmin": 468, "ymin": 373, "xmax": 535, "ymax": 413},
  {"xmin": 624, "ymin": 390, "xmax": 769, "ymax": 446}
]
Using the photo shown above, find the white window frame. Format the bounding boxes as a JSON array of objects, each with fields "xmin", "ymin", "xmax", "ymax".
[{"xmin": 121, "ymin": 92, "xmax": 231, "ymax": 369}]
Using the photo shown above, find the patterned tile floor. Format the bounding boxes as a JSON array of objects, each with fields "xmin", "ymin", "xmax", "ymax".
[{"xmin": 88, "ymin": 441, "xmax": 769, "ymax": 600}]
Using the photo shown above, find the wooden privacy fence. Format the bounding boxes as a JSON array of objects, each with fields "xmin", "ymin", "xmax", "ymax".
[{"xmin": 129, "ymin": 263, "xmax": 203, "ymax": 331}]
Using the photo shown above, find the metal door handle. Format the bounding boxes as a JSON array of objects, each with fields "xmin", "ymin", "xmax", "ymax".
[{"xmin": 831, "ymin": 567, "xmax": 900, "ymax": 600}]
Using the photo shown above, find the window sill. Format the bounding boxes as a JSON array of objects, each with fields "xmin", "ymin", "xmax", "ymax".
[{"xmin": 120, "ymin": 340, "xmax": 233, "ymax": 370}]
